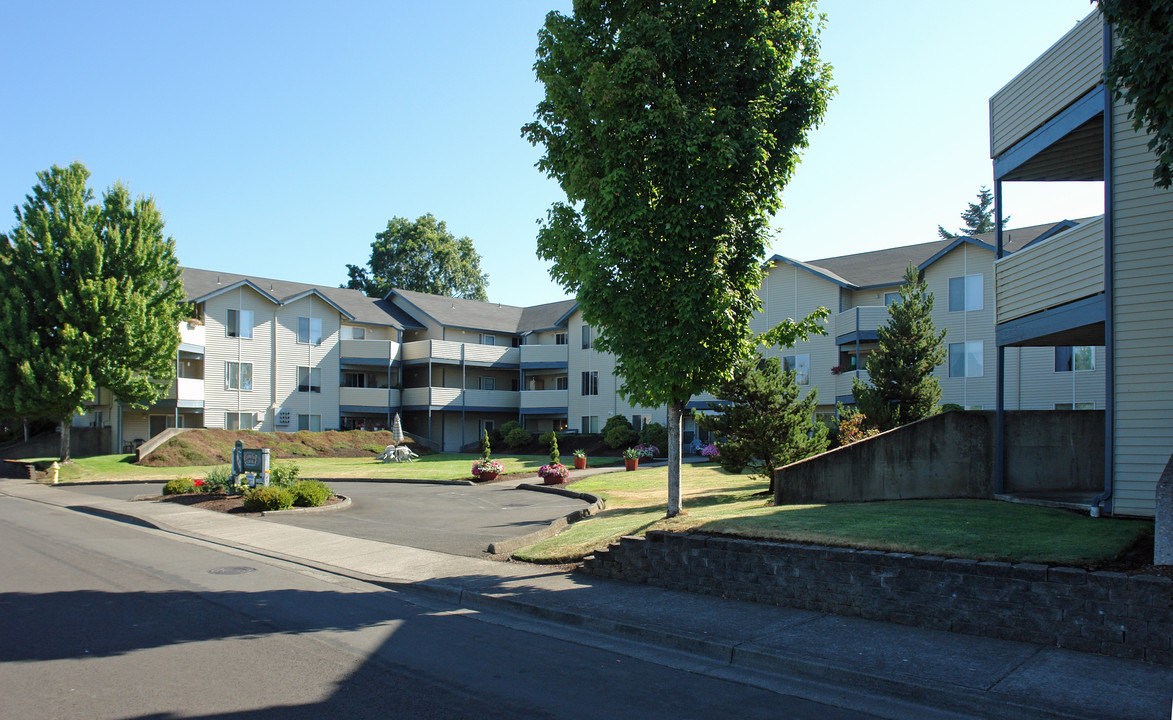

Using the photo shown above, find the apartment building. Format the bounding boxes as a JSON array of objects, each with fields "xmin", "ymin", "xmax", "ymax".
[{"xmin": 988, "ymin": 9, "xmax": 1173, "ymax": 517}]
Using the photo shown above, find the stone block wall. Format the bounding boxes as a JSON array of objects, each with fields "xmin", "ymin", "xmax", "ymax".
[{"xmin": 581, "ymin": 531, "xmax": 1173, "ymax": 665}]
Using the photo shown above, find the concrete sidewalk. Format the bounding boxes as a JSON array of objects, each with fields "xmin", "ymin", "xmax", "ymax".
[{"xmin": 4, "ymin": 478, "xmax": 1169, "ymax": 720}]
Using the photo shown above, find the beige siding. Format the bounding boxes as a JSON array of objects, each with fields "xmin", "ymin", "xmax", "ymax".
[
  {"xmin": 753, "ymin": 262, "xmax": 840, "ymax": 405},
  {"xmin": 203, "ymin": 286, "xmax": 275, "ymax": 430},
  {"xmin": 989, "ymin": 12, "xmax": 1101, "ymax": 156},
  {"xmin": 843, "ymin": 286, "xmax": 900, "ymax": 311},
  {"xmin": 1003, "ymin": 346, "xmax": 1106, "ymax": 410},
  {"xmin": 566, "ymin": 310, "xmax": 668, "ymax": 431},
  {"xmin": 274, "ymin": 295, "xmax": 341, "ymax": 431},
  {"xmin": 1111, "ymin": 96, "xmax": 1173, "ymax": 517},
  {"xmin": 927, "ymin": 244, "xmax": 996, "ymax": 408},
  {"xmin": 995, "ymin": 217, "xmax": 1105, "ymax": 323}
]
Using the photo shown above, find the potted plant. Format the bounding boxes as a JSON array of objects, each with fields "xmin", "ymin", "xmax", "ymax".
[
  {"xmin": 701, "ymin": 443, "xmax": 720, "ymax": 462},
  {"xmin": 622, "ymin": 447, "xmax": 640, "ymax": 471},
  {"xmin": 633, "ymin": 443, "xmax": 658, "ymax": 459},
  {"xmin": 538, "ymin": 462, "xmax": 569, "ymax": 485},
  {"xmin": 472, "ymin": 458, "xmax": 503, "ymax": 481},
  {"xmin": 572, "ymin": 448, "xmax": 587, "ymax": 470}
]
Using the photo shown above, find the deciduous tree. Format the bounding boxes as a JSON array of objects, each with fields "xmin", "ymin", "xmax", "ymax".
[
  {"xmin": 523, "ymin": 0, "xmax": 833, "ymax": 516},
  {"xmin": 0, "ymin": 163, "xmax": 186, "ymax": 460},
  {"xmin": 346, "ymin": 214, "xmax": 488, "ymax": 300},
  {"xmin": 852, "ymin": 265, "xmax": 946, "ymax": 431}
]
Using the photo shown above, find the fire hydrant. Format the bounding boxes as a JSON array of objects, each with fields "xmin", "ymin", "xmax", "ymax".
[{"xmin": 49, "ymin": 461, "xmax": 59, "ymax": 484}]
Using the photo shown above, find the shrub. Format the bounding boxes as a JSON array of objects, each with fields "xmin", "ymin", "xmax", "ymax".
[
  {"xmin": 539, "ymin": 430, "xmax": 559, "ymax": 448},
  {"xmin": 202, "ymin": 465, "xmax": 235, "ymax": 493},
  {"xmin": 548, "ymin": 432, "xmax": 560, "ymax": 463},
  {"xmin": 503, "ymin": 426, "xmax": 533, "ymax": 448},
  {"xmin": 604, "ymin": 424, "xmax": 638, "ymax": 449},
  {"xmin": 270, "ymin": 462, "xmax": 301, "ymax": 487},
  {"xmin": 836, "ymin": 409, "xmax": 879, "ymax": 446},
  {"xmin": 499, "ymin": 421, "xmax": 523, "ymax": 438},
  {"xmin": 939, "ymin": 403, "xmax": 963, "ymax": 413},
  {"xmin": 638, "ymin": 422, "xmax": 668, "ymax": 454},
  {"xmin": 163, "ymin": 477, "xmax": 196, "ymax": 495},
  {"xmin": 243, "ymin": 486, "xmax": 294, "ymax": 512},
  {"xmin": 289, "ymin": 480, "xmax": 333, "ymax": 507}
]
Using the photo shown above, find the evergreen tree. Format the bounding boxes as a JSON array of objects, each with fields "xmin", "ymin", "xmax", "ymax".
[
  {"xmin": 698, "ymin": 354, "xmax": 828, "ymax": 493},
  {"xmin": 937, "ymin": 186, "xmax": 1008, "ymax": 240},
  {"xmin": 0, "ymin": 163, "xmax": 186, "ymax": 460},
  {"xmin": 852, "ymin": 265, "xmax": 946, "ymax": 431}
]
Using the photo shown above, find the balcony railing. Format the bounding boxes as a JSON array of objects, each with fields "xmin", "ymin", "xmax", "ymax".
[
  {"xmin": 520, "ymin": 389, "xmax": 568, "ymax": 410},
  {"xmin": 519, "ymin": 344, "xmax": 569, "ymax": 365},
  {"xmin": 836, "ymin": 369, "xmax": 869, "ymax": 400},
  {"xmin": 340, "ymin": 387, "xmax": 401, "ymax": 409},
  {"xmin": 401, "ymin": 340, "xmax": 519, "ymax": 366},
  {"xmin": 834, "ymin": 306, "xmax": 888, "ymax": 340},
  {"xmin": 400, "ymin": 386, "xmax": 521, "ymax": 410},
  {"xmin": 340, "ymin": 339, "xmax": 398, "ymax": 362},
  {"xmin": 179, "ymin": 321, "xmax": 205, "ymax": 347},
  {"xmin": 995, "ymin": 217, "xmax": 1104, "ymax": 324}
]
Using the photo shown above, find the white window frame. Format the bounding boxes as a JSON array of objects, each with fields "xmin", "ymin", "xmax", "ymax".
[
  {"xmin": 948, "ymin": 274, "xmax": 983, "ymax": 312},
  {"xmin": 481, "ymin": 376, "xmax": 496, "ymax": 391},
  {"xmin": 581, "ymin": 325, "xmax": 592, "ymax": 349},
  {"xmin": 226, "ymin": 412, "xmax": 255, "ymax": 430},
  {"xmin": 783, "ymin": 354, "xmax": 811, "ymax": 386},
  {"xmin": 948, "ymin": 341, "xmax": 983, "ymax": 378},
  {"xmin": 581, "ymin": 371, "xmax": 598, "ymax": 396},
  {"xmin": 297, "ymin": 414, "xmax": 322, "ymax": 432},
  {"xmin": 297, "ymin": 366, "xmax": 322, "ymax": 393},
  {"xmin": 226, "ymin": 308, "xmax": 253, "ymax": 339},
  {"xmin": 555, "ymin": 376, "xmax": 568, "ymax": 391},
  {"xmin": 298, "ymin": 316, "xmax": 323, "ymax": 345},
  {"xmin": 883, "ymin": 291, "xmax": 901, "ymax": 307},
  {"xmin": 1054, "ymin": 346, "xmax": 1095, "ymax": 373},
  {"xmin": 226, "ymin": 361, "xmax": 253, "ymax": 391},
  {"xmin": 555, "ymin": 332, "xmax": 568, "ymax": 345},
  {"xmin": 352, "ymin": 326, "xmax": 365, "ymax": 340}
]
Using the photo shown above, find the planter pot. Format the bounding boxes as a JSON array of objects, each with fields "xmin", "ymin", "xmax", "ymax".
[
  {"xmin": 624, "ymin": 458, "xmax": 638, "ymax": 471},
  {"xmin": 543, "ymin": 474, "xmax": 563, "ymax": 485},
  {"xmin": 574, "ymin": 457, "xmax": 587, "ymax": 470},
  {"xmin": 477, "ymin": 471, "xmax": 498, "ymax": 481}
]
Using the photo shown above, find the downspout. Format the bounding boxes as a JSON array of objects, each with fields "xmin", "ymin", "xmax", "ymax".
[
  {"xmin": 1094, "ymin": 18, "xmax": 1115, "ymax": 514},
  {"xmin": 461, "ymin": 343, "xmax": 467, "ymax": 450},
  {"xmin": 995, "ymin": 181, "xmax": 1005, "ymax": 495}
]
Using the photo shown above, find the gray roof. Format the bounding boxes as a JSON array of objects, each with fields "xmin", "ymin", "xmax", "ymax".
[
  {"xmin": 389, "ymin": 288, "xmax": 577, "ymax": 334},
  {"xmin": 802, "ymin": 218, "xmax": 1097, "ymax": 288},
  {"xmin": 180, "ymin": 267, "xmax": 425, "ymax": 330}
]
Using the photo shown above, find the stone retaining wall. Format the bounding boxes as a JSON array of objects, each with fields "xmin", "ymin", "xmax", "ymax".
[{"xmin": 581, "ymin": 531, "xmax": 1173, "ymax": 665}]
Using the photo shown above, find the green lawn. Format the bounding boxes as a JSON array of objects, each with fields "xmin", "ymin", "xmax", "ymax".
[
  {"xmin": 25, "ymin": 453, "xmax": 618, "ymax": 483},
  {"xmin": 514, "ymin": 464, "xmax": 1153, "ymax": 566}
]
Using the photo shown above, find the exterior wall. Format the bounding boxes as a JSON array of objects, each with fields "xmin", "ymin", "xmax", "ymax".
[
  {"xmin": 272, "ymin": 295, "xmax": 341, "ymax": 432},
  {"xmin": 203, "ymin": 286, "xmax": 276, "ymax": 430},
  {"xmin": 927, "ymin": 244, "xmax": 997, "ymax": 409},
  {"xmin": 995, "ymin": 218, "xmax": 1105, "ymax": 324},
  {"xmin": 566, "ymin": 310, "xmax": 667, "ymax": 433},
  {"xmin": 1003, "ymin": 346, "xmax": 1106, "ymax": 410},
  {"xmin": 1111, "ymin": 94, "xmax": 1173, "ymax": 517},
  {"xmin": 989, "ymin": 11, "xmax": 1102, "ymax": 156}
]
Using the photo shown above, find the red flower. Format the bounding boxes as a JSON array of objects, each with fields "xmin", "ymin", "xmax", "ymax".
[{"xmin": 193, "ymin": 479, "xmax": 205, "ymax": 487}]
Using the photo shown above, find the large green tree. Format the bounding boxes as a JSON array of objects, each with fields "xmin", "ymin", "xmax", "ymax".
[
  {"xmin": 937, "ymin": 186, "xmax": 1007, "ymax": 240},
  {"xmin": 0, "ymin": 163, "xmax": 187, "ymax": 460},
  {"xmin": 1098, "ymin": 0, "xmax": 1173, "ymax": 189},
  {"xmin": 523, "ymin": 0, "xmax": 833, "ymax": 516},
  {"xmin": 346, "ymin": 214, "xmax": 489, "ymax": 300},
  {"xmin": 852, "ymin": 265, "xmax": 946, "ymax": 431}
]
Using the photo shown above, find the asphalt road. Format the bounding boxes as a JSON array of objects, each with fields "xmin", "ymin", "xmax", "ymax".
[
  {"xmin": 0, "ymin": 490, "xmax": 890, "ymax": 720},
  {"xmin": 51, "ymin": 480, "xmax": 592, "ymax": 556}
]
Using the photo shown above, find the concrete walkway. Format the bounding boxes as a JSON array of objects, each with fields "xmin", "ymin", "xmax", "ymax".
[{"xmin": 3, "ymin": 478, "xmax": 1169, "ymax": 720}]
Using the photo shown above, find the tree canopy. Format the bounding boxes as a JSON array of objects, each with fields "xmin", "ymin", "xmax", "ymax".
[
  {"xmin": 523, "ymin": 0, "xmax": 833, "ymax": 516},
  {"xmin": 852, "ymin": 265, "xmax": 946, "ymax": 431},
  {"xmin": 937, "ymin": 186, "xmax": 1007, "ymax": 240},
  {"xmin": 1099, "ymin": 0, "xmax": 1173, "ymax": 189},
  {"xmin": 0, "ymin": 163, "xmax": 186, "ymax": 459},
  {"xmin": 346, "ymin": 214, "xmax": 489, "ymax": 300}
]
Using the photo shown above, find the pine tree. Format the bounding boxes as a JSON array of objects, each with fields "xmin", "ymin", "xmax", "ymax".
[
  {"xmin": 0, "ymin": 163, "xmax": 186, "ymax": 460},
  {"xmin": 937, "ymin": 186, "xmax": 1008, "ymax": 240},
  {"xmin": 698, "ymin": 354, "xmax": 828, "ymax": 493},
  {"xmin": 852, "ymin": 265, "xmax": 946, "ymax": 431}
]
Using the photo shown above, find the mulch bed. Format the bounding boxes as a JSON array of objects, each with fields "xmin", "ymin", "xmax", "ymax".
[{"xmin": 158, "ymin": 492, "xmax": 344, "ymax": 515}]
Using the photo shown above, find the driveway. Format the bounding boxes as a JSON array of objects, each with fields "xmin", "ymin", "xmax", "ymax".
[{"xmin": 51, "ymin": 480, "xmax": 592, "ymax": 557}]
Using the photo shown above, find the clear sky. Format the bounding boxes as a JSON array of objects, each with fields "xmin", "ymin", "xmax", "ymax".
[{"xmin": 2, "ymin": 1, "xmax": 1101, "ymax": 308}]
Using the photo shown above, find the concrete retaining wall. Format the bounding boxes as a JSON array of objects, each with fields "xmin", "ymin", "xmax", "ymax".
[
  {"xmin": 774, "ymin": 410, "xmax": 1103, "ymax": 505},
  {"xmin": 581, "ymin": 531, "xmax": 1173, "ymax": 665},
  {"xmin": 0, "ymin": 428, "xmax": 111, "ymax": 460}
]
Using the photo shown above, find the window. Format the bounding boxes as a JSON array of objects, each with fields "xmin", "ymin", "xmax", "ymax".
[
  {"xmin": 555, "ymin": 333, "xmax": 568, "ymax": 345},
  {"xmin": 555, "ymin": 376, "xmax": 568, "ymax": 391},
  {"xmin": 226, "ymin": 362, "xmax": 252, "ymax": 390},
  {"xmin": 343, "ymin": 372, "xmax": 367, "ymax": 388},
  {"xmin": 481, "ymin": 376, "xmax": 496, "ymax": 391},
  {"xmin": 581, "ymin": 325, "xmax": 592, "ymax": 349},
  {"xmin": 783, "ymin": 354, "xmax": 810, "ymax": 385},
  {"xmin": 297, "ymin": 366, "xmax": 321, "ymax": 393},
  {"xmin": 1055, "ymin": 402, "xmax": 1095, "ymax": 410},
  {"xmin": 481, "ymin": 419, "xmax": 495, "ymax": 435},
  {"xmin": 483, "ymin": 335, "xmax": 496, "ymax": 346},
  {"xmin": 883, "ymin": 292, "xmax": 901, "ymax": 307},
  {"xmin": 1055, "ymin": 346, "xmax": 1095, "ymax": 372},
  {"xmin": 297, "ymin": 414, "xmax": 321, "ymax": 432},
  {"xmin": 581, "ymin": 371, "xmax": 598, "ymax": 396},
  {"xmin": 632, "ymin": 414, "xmax": 651, "ymax": 431},
  {"xmin": 948, "ymin": 274, "xmax": 983, "ymax": 312},
  {"xmin": 581, "ymin": 416, "xmax": 599, "ymax": 433},
  {"xmin": 352, "ymin": 327, "xmax": 365, "ymax": 340},
  {"xmin": 226, "ymin": 412, "xmax": 255, "ymax": 430},
  {"xmin": 226, "ymin": 309, "xmax": 253, "ymax": 338},
  {"xmin": 298, "ymin": 316, "xmax": 323, "ymax": 345},
  {"xmin": 948, "ymin": 341, "xmax": 983, "ymax": 378}
]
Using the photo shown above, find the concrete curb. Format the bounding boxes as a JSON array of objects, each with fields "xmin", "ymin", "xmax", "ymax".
[{"xmin": 484, "ymin": 484, "xmax": 606, "ymax": 556}]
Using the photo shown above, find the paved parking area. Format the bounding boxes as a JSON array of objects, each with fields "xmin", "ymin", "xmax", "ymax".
[{"xmin": 51, "ymin": 480, "xmax": 591, "ymax": 557}]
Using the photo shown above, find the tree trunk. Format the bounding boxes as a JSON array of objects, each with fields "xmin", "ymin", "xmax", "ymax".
[
  {"xmin": 58, "ymin": 418, "xmax": 71, "ymax": 462},
  {"xmin": 666, "ymin": 400, "xmax": 683, "ymax": 517}
]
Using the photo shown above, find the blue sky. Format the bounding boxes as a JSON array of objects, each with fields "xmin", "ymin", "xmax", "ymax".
[{"xmin": 2, "ymin": 1, "xmax": 1101, "ymax": 307}]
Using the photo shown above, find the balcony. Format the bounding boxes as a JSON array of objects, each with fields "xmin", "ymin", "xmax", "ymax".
[
  {"xmin": 834, "ymin": 306, "xmax": 888, "ymax": 343},
  {"xmin": 401, "ymin": 340, "xmax": 519, "ymax": 367},
  {"xmin": 520, "ymin": 389, "xmax": 568, "ymax": 411},
  {"xmin": 996, "ymin": 217, "xmax": 1104, "ymax": 325},
  {"xmin": 340, "ymin": 339, "xmax": 398, "ymax": 363},
  {"xmin": 835, "ymin": 369, "xmax": 868, "ymax": 402},
  {"xmin": 989, "ymin": 11, "xmax": 1101, "ymax": 157},
  {"xmin": 520, "ymin": 344, "xmax": 569, "ymax": 367},
  {"xmin": 340, "ymin": 387, "xmax": 401, "ymax": 409},
  {"xmin": 179, "ymin": 321, "xmax": 205, "ymax": 349},
  {"xmin": 401, "ymin": 386, "xmax": 519, "ymax": 410}
]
